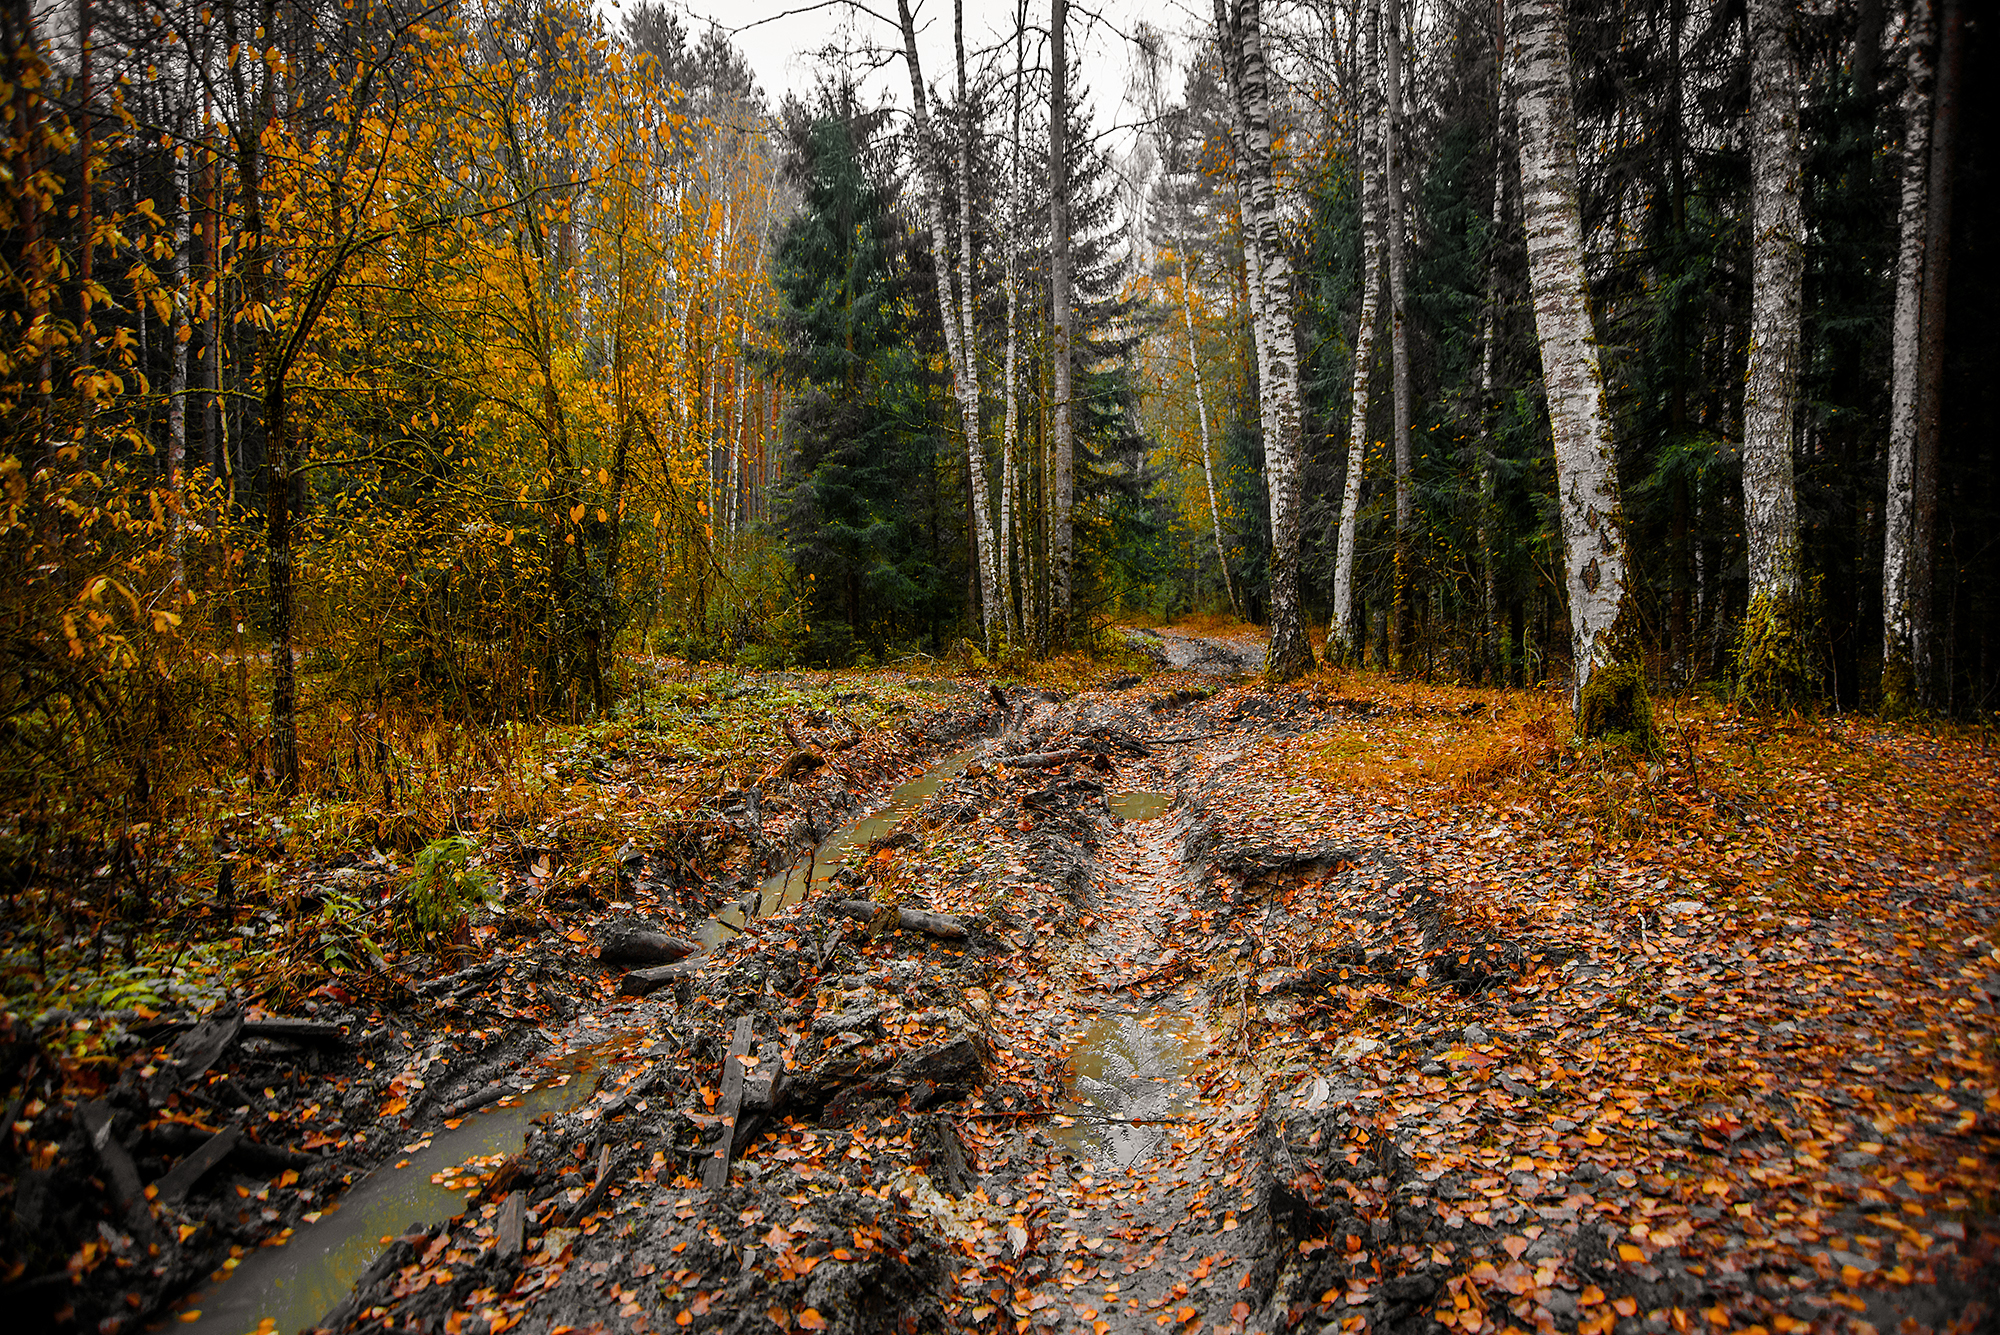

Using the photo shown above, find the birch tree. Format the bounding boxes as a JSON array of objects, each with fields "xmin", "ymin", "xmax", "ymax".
[
  {"xmin": 1049, "ymin": 0, "xmax": 1075, "ymax": 640},
  {"xmin": 1881, "ymin": 0, "xmax": 1931, "ymax": 710},
  {"xmin": 1881, "ymin": 0, "xmax": 1962, "ymax": 711},
  {"xmin": 1381, "ymin": 0, "xmax": 1415, "ymax": 667},
  {"xmin": 1136, "ymin": 26, "xmax": 1240, "ymax": 620},
  {"xmin": 894, "ymin": 0, "xmax": 1002, "ymax": 648},
  {"xmin": 1331, "ymin": 0, "xmax": 1384, "ymax": 663},
  {"xmin": 1737, "ymin": 0, "xmax": 1808, "ymax": 703},
  {"xmin": 1216, "ymin": 0, "xmax": 1314, "ymax": 680},
  {"xmin": 1504, "ymin": 0, "xmax": 1637, "ymax": 711},
  {"xmin": 997, "ymin": 0, "xmax": 1028, "ymax": 643}
]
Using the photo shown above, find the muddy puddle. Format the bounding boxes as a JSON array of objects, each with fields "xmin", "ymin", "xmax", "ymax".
[
  {"xmin": 170, "ymin": 744, "xmax": 992, "ymax": 1334},
  {"xmin": 170, "ymin": 1031, "xmax": 651, "ymax": 1335},
  {"xmin": 1054, "ymin": 1002, "xmax": 1208, "ymax": 1170},
  {"xmin": 698, "ymin": 744, "xmax": 985, "ymax": 948},
  {"xmin": 1108, "ymin": 790, "xmax": 1172, "ymax": 822}
]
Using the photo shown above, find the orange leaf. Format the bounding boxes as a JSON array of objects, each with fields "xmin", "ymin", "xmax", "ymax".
[
  {"xmin": 1617, "ymin": 1243, "xmax": 1645, "ymax": 1263},
  {"xmin": 567, "ymin": 929, "xmax": 589, "ymax": 943},
  {"xmin": 1613, "ymin": 1297, "xmax": 1638, "ymax": 1317},
  {"xmin": 797, "ymin": 1312, "xmax": 828, "ymax": 1332}
]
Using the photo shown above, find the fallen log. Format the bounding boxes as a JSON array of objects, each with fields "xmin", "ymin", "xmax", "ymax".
[
  {"xmin": 443, "ymin": 1081, "xmax": 516, "ymax": 1119},
  {"xmin": 596, "ymin": 917, "xmax": 699, "ymax": 967},
  {"xmin": 242, "ymin": 1018, "xmax": 346, "ymax": 1045},
  {"xmin": 619, "ymin": 956, "xmax": 703, "ymax": 997},
  {"xmin": 413, "ymin": 959, "xmax": 504, "ymax": 997},
  {"xmin": 1000, "ymin": 749, "xmax": 1082, "ymax": 769},
  {"xmin": 831, "ymin": 899, "xmax": 968, "ymax": 940}
]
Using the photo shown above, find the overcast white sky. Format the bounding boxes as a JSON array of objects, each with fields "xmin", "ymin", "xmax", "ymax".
[{"xmin": 599, "ymin": 0, "xmax": 1208, "ymax": 134}]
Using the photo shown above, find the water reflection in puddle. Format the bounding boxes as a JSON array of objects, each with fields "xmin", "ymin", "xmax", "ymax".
[
  {"xmin": 1107, "ymin": 791, "xmax": 1171, "ymax": 822},
  {"xmin": 1054, "ymin": 1005, "xmax": 1206, "ymax": 1170},
  {"xmin": 175, "ymin": 742, "xmax": 992, "ymax": 1334},
  {"xmin": 172, "ymin": 1034, "xmax": 645, "ymax": 1335},
  {"xmin": 699, "ymin": 745, "xmax": 984, "ymax": 948}
]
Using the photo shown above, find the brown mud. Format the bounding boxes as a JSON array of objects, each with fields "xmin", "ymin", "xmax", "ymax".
[{"xmin": 5, "ymin": 646, "xmax": 1997, "ymax": 1335}]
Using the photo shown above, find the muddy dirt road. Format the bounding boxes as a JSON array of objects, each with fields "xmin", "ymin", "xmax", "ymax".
[{"xmin": 19, "ymin": 638, "xmax": 1997, "ymax": 1335}]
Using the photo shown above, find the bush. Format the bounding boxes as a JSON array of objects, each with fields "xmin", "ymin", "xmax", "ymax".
[{"xmin": 400, "ymin": 835, "xmax": 497, "ymax": 950}]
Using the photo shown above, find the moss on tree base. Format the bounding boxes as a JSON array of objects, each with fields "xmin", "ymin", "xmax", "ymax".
[
  {"xmin": 1736, "ymin": 581, "xmax": 1822, "ymax": 711},
  {"xmin": 1576, "ymin": 661, "xmax": 1660, "ymax": 756}
]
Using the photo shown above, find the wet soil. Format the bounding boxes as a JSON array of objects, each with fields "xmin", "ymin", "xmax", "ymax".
[{"xmin": 13, "ymin": 648, "xmax": 1997, "ymax": 1335}]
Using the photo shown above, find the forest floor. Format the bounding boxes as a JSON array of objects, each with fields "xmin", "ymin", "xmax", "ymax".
[{"xmin": 3, "ymin": 628, "xmax": 1998, "ymax": 1335}]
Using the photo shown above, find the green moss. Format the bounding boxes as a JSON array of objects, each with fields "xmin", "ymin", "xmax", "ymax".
[
  {"xmin": 1879, "ymin": 642, "xmax": 1918, "ymax": 719},
  {"xmin": 1736, "ymin": 578, "xmax": 1822, "ymax": 710},
  {"xmin": 1576, "ymin": 661, "xmax": 1660, "ymax": 756}
]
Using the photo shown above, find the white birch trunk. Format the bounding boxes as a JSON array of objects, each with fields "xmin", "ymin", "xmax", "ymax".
[
  {"xmin": 1477, "ymin": 94, "xmax": 1507, "ymax": 681},
  {"xmin": 1180, "ymin": 273, "xmax": 1239, "ymax": 618},
  {"xmin": 1741, "ymin": 0, "xmax": 1803, "ymax": 608},
  {"xmin": 1049, "ymin": 0, "xmax": 1075, "ymax": 637},
  {"xmin": 997, "ymin": 0, "xmax": 1029, "ymax": 644},
  {"xmin": 896, "ymin": 0, "xmax": 1002, "ymax": 647},
  {"xmin": 1881, "ymin": 0, "xmax": 1932, "ymax": 696},
  {"xmin": 1505, "ymin": 0, "xmax": 1634, "ymax": 703},
  {"xmin": 1382, "ymin": 0, "xmax": 1415, "ymax": 665},
  {"xmin": 1332, "ymin": 0, "xmax": 1384, "ymax": 663},
  {"xmin": 1216, "ymin": 0, "xmax": 1315, "ymax": 679}
]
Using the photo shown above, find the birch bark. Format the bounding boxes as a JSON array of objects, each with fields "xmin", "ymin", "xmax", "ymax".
[
  {"xmin": 1504, "ymin": 0, "xmax": 1634, "ymax": 705},
  {"xmin": 1910, "ymin": 0, "xmax": 1962, "ymax": 707},
  {"xmin": 1049, "ymin": 0, "xmax": 1075, "ymax": 639},
  {"xmin": 1477, "ymin": 98, "xmax": 1507, "ymax": 684},
  {"xmin": 895, "ymin": 0, "xmax": 1001, "ymax": 647},
  {"xmin": 1216, "ymin": 0, "xmax": 1315, "ymax": 679},
  {"xmin": 1332, "ymin": 0, "xmax": 1384, "ymax": 663},
  {"xmin": 1881, "ymin": 0, "xmax": 1933, "ymax": 706},
  {"xmin": 996, "ymin": 0, "xmax": 1028, "ymax": 644},
  {"xmin": 1382, "ymin": 0, "xmax": 1415, "ymax": 668},
  {"xmin": 1737, "ymin": 0, "xmax": 1808, "ymax": 699},
  {"xmin": 1180, "ymin": 268, "xmax": 1240, "ymax": 619}
]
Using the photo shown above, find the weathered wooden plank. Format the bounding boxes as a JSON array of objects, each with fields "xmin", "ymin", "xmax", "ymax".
[
  {"xmin": 152, "ymin": 1123, "xmax": 242, "ymax": 1204},
  {"xmin": 145, "ymin": 1013, "xmax": 243, "ymax": 1105},
  {"xmin": 700, "ymin": 1016, "xmax": 756, "ymax": 1191},
  {"xmin": 496, "ymin": 1190, "xmax": 526, "ymax": 1260}
]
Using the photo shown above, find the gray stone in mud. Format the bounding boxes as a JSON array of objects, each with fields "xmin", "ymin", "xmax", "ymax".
[
  {"xmin": 598, "ymin": 917, "xmax": 699, "ymax": 966},
  {"xmin": 743, "ymin": 1040, "xmax": 786, "ymax": 1111},
  {"xmin": 813, "ymin": 1004, "xmax": 883, "ymax": 1036},
  {"xmin": 891, "ymin": 1036, "xmax": 987, "ymax": 1106}
]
